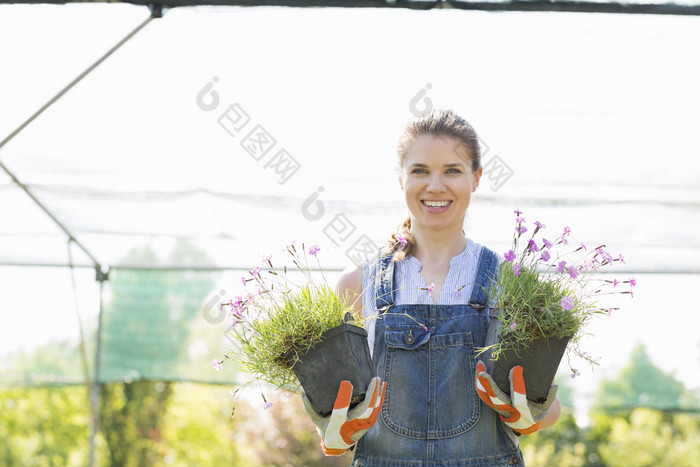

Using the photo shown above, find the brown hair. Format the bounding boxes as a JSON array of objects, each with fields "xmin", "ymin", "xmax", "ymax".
[{"xmin": 386, "ymin": 109, "xmax": 482, "ymax": 261}]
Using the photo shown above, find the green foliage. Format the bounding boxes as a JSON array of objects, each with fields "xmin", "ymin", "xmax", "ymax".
[
  {"xmin": 0, "ymin": 386, "xmax": 89, "ymax": 467},
  {"xmin": 482, "ymin": 214, "xmax": 629, "ymax": 372},
  {"xmin": 596, "ymin": 408, "xmax": 700, "ymax": 467},
  {"xmin": 230, "ymin": 389, "xmax": 352, "ymax": 467},
  {"xmin": 221, "ymin": 244, "xmax": 357, "ymax": 399},
  {"xmin": 237, "ymin": 283, "xmax": 355, "ymax": 393},
  {"xmin": 592, "ymin": 345, "xmax": 699, "ymax": 413}
]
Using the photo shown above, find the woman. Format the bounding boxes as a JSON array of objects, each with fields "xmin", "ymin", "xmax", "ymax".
[{"xmin": 303, "ymin": 109, "xmax": 561, "ymax": 466}]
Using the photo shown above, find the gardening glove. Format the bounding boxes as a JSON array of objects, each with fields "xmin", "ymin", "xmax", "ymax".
[
  {"xmin": 302, "ymin": 376, "xmax": 386, "ymax": 456},
  {"xmin": 475, "ymin": 361, "xmax": 558, "ymax": 435}
]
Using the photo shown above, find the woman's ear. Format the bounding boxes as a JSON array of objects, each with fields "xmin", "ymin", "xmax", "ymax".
[
  {"xmin": 473, "ymin": 166, "xmax": 483, "ymax": 192},
  {"xmin": 398, "ymin": 174, "xmax": 404, "ymax": 191}
]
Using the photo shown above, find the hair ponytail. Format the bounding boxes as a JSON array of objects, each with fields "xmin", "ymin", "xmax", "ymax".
[{"xmin": 385, "ymin": 215, "xmax": 415, "ymax": 262}]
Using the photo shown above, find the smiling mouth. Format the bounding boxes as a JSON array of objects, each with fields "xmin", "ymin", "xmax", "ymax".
[{"xmin": 421, "ymin": 200, "xmax": 452, "ymax": 208}]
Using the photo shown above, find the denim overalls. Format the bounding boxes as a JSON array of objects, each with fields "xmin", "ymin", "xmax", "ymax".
[{"xmin": 352, "ymin": 246, "xmax": 524, "ymax": 466}]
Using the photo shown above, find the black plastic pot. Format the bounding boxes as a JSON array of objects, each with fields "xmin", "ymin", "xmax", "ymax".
[
  {"xmin": 482, "ymin": 311, "xmax": 570, "ymax": 404},
  {"xmin": 289, "ymin": 322, "xmax": 374, "ymax": 417}
]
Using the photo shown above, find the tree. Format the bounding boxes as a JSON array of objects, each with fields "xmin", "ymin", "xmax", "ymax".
[
  {"xmin": 592, "ymin": 344, "xmax": 698, "ymax": 414},
  {"xmin": 99, "ymin": 240, "xmax": 216, "ymax": 466}
]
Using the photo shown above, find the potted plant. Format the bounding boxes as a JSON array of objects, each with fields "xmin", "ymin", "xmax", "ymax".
[
  {"xmin": 212, "ymin": 242, "xmax": 374, "ymax": 417},
  {"xmin": 478, "ymin": 210, "xmax": 635, "ymax": 403}
]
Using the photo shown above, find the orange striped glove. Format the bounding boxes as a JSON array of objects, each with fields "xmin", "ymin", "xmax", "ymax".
[
  {"xmin": 475, "ymin": 361, "xmax": 558, "ymax": 435},
  {"xmin": 302, "ymin": 377, "xmax": 386, "ymax": 456}
]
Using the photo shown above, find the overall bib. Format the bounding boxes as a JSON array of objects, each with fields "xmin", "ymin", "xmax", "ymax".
[{"xmin": 352, "ymin": 246, "xmax": 524, "ymax": 467}]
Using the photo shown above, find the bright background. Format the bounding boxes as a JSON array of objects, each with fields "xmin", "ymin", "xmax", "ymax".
[{"xmin": 1, "ymin": 3, "xmax": 699, "ymax": 426}]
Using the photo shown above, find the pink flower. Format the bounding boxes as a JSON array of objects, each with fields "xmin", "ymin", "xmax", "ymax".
[
  {"xmin": 262, "ymin": 254, "xmax": 272, "ymax": 264},
  {"xmin": 504, "ymin": 250, "xmax": 516, "ymax": 262},
  {"xmin": 613, "ymin": 279, "xmax": 619, "ymax": 288},
  {"xmin": 516, "ymin": 216, "xmax": 526, "ymax": 224},
  {"xmin": 514, "ymin": 209, "xmax": 523, "ymax": 216},
  {"xmin": 397, "ymin": 234, "xmax": 408, "ymax": 246},
  {"xmin": 509, "ymin": 322, "xmax": 519, "ymax": 331},
  {"xmin": 557, "ymin": 261, "xmax": 567, "ymax": 273},
  {"xmin": 428, "ymin": 283, "xmax": 435, "ymax": 293},
  {"xmin": 527, "ymin": 239, "xmax": 539, "ymax": 253},
  {"xmin": 562, "ymin": 238, "xmax": 569, "ymax": 245},
  {"xmin": 285, "ymin": 241, "xmax": 296, "ymax": 251},
  {"xmin": 579, "ymin": 242, "xmax": 587, "ymax": 252},
  {"xmin": 541, "ymin": 251, "xmax": 551, "ymax": 262},
  {"xmin": 618, "ymin": 254, "xmax": 626, "ymax": 264},
  {"xmin": 241, "ymin": 276, "xmax": 247, "ymax": 287},
  {"xmin": 251, "ymin": 266, "xmax": 262, "ymax": 276},
  {"xmin": 629, "ymin": 277, "xmax": 637, "ymax": 287},
  {"xmin": 308, "ymin": 245, "xmax": 320, "ymax": 256},
  {"xmin": 567, "ymin": 267, "xmax": 579, "ymax": 279},
  {"xmin": 561, "ymin": 296, "xmax": 575, "ymax": 311},
  {"xmin": 212, "ymin": 359, "xmax": 224, "ymax": 371},
  {"xmin": 542, "ymin": 238, "xmax": 552, "ymax": 249},
  {"xmin": 570, "ymin": 368, "xmax": 581, "ymax": 379},
  {"xmin": 513, "ymin": 264, "xmax": 522, "ymax": 277},
  {"xmin": 516, "ymin": 225, "xmax": 528, "ymax": 235},
  {"xmin": 535, "ymin": 221, "xmax": 546, "ymax": 230},
  {"xmin": 607, "ymin": 308, "xmax": 613, "ymax": 317},
  {"xmin": 582, "ymin": 260, "xmax": 592, "ymax": 272},
  {"xmin": 563, "ymin": 226, "xmax": 571, "ymax": 236}
]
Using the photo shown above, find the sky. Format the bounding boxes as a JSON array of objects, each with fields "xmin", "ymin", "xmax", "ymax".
[{"xmin": 1, "ymin": 3, "xmax": 699, "ymax": 422}]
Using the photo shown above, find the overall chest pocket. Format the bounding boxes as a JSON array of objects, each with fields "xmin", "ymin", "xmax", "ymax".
[{"xmin": 382, "ymin": 326, "xmax": 480, "ymax": 439}]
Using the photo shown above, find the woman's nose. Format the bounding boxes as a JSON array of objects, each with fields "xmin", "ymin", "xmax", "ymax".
[{"xmin": 426, "ymin": 173, "xmax": 446, "ymax": 192}]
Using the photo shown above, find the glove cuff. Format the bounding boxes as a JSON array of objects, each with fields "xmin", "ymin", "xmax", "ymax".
[{"xmin": 321, "ymin": 440, "xmax": 352, "ymax": 456}]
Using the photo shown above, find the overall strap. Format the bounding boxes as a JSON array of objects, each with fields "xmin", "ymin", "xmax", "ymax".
[
  {"xmin": 374, "ymin": 250, "xmax": 396, "ymax": 313},
  {"xmin": 468, "ymin": 246, "xmax": 499, "ymax": 310}
]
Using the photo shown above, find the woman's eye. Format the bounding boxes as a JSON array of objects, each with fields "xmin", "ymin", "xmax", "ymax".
[
  {"xmin": 446, "ymin": 168, "xmax": 462, "ymax": 174},
  {"xmin": 411, "ymin": 168, "xmax": 426, "ymax": 174}
]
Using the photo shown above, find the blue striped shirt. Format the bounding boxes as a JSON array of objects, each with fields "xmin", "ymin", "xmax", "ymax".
[{"xmin": 361, "ymin": 238, "xmax": 483, "ymax": 356}]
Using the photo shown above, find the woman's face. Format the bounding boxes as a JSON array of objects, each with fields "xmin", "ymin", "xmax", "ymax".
[{"xmin": 399, "ymin": 134, "xmax": 482, "ymax": 234}]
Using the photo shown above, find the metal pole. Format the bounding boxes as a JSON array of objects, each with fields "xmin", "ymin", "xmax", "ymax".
[{"xmin": 88, "ymin": 267, "xmax": 109, "ymax": 467}]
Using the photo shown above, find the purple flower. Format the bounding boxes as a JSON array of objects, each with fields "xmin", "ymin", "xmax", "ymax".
[
  {"xmin": 570, "ymin": 368, "xmax": 581, "ymax": 379},
  {"xmin": 618, "ymin": 254, "xmax": 626, "ymax": 264},
  {"xmin": 579, "ymin": 242, "xmax": 587, "ymax": 252},
  {"xmin": 582, "ymin": 260, "xmax": 592, "ymax": 272},
  {"xmin": 597, "ymin": 248, "xmax": 613, "ymax": 263},
  {"xmin": 241, "ymin": 276, "xmax": 247, "ymax": 287},
  {"xmin": 397, "ymin": 234, "xmax": 408, "ymax": 246},
  {"xmin": 527, "ymin": 239, "xmax": 539, "ymax": 253},
  {"xmin": 504, "ymin": 250, "xmax": 516, "ymax": 262},
  {"xmin": 562, "ymin": 238, "xmax": 569, "ymax": 245},
  {"xmin": 607, "ymin": 308, "xmax": 613, "ymax": 317},
  {"xmin": 629, "ymin": 277, "xmax": 637, "ymax": 287},
  {"xmin": 561, "ymin": 296, "xmax": 575, "ymax": 311},
  {"xmin": 535, "ymin": 221, "xmax": 546, "ymax": 230},
  {"xmin": 263, "ymin": 402, "xmax": 273, "ymax": 410},
  {"xmin": 557, "ymin": 261, "xmax": 567, "ymax": 273},
  {"xmin": 513, "ymin": 264, "xmax": 522, "ymax": 277},
  {"xmin": 514, "ymin": 209, "xmax": 523, "ymax": 216},
  {"xmin": 285, "ymin": 241, "xmax": 296, "ymax": 251},
  {"xmin": 542, "ymin": 238, "xmax": 552, "ymax": 249},
  {"xmin": 563, "ymin": 226, "xmax": 571, "ymax": 236},
  {"xmin": 540, "ymin": 251, "xmax": 551, "ymax": 262},
  {"xmin": 567, "ymin": 267, "xmax": 579, "ymax": 279},
  {"xmin": 262, "ymin": 254, "xmax": 272, "ymax": 264},
  {"xmin": 516, "ymin": 216, "xmax": 526, "ymax": 224},
  {"xmin": 516, "ymin": 225, "xmax": 528, "ymax": 235},
  {"xmin": 509, "ymin": 322, "xmax": 519, "ymax": 331},
  {"xmin": 613, "ymin": 278, "xmax": 619, "ymax": 288},
  {"xmin": 308, "ymin": 244, "xmax": 320, "ymax": 256},
  {"xmin": 212, "ymin": 359, "xmax": 224, "ymax": 371},
  {"xmin": 251, "ymin": 266, "xmax": 262, "ymax": 276}
]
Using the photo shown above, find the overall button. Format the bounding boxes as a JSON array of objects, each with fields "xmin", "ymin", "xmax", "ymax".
[{"xmin": 404, "ymin": 331, "xmax": 415, "ymax": 345}]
